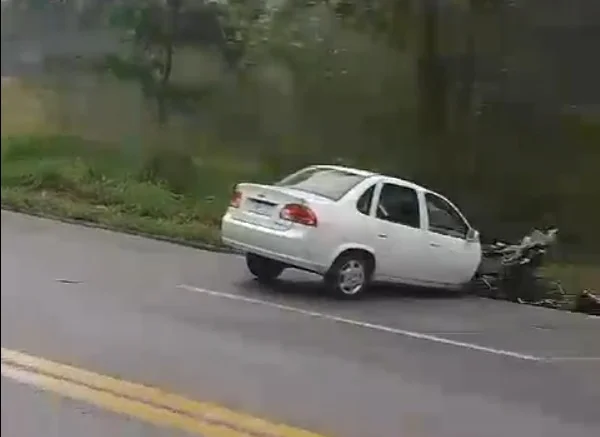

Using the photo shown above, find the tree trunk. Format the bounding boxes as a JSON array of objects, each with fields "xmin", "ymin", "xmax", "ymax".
[
  {"xmin": 156, "ymin": 0, "xmax": 179, "ymax": 126},
  {"xmin": 417, "ymin": 0, "xmax": 447, "ymax": 136}
]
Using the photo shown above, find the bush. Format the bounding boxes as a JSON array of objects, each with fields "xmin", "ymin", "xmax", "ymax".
[
  {"xmin": 106, "ymin": 180, "xmax": 182, "ymax": 218},
  {"xmin": 139, "ymin": 149, "xmax": 198, "ymax": 195}
]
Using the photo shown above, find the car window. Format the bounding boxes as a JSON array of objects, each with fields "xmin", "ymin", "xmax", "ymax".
[
  {"xmin": 276, "ymin": 167, "xmax": 366, "ymax": 201},
  {"xmin": 425, "ymin": 193, "xmax": 468, "ymax": 238},
  {"xmin": 356, "ymin": 185, "xmax": 376, "ymax": 216},
  {"xmin": 375, "ymin": 183, "xmax": 420, "ymax": 228}
]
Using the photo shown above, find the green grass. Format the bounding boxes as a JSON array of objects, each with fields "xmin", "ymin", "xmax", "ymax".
[{"xmin": 1, "ymin": 135, "xmax": 269, "ymax": 247}]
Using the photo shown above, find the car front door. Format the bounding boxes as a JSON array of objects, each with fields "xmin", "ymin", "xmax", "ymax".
[
  {"xmin": 370, "ymin": 182, "xmax": 429, "ymax": 283},
  {"xmin": 424, "ymin": 192, "xmax": 481, "ymax": 286}
]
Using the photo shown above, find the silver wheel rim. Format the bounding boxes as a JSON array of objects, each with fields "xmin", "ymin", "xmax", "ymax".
[{"xmin": 338, "ymin": 260, "xmax": 365, "ymax": 295}]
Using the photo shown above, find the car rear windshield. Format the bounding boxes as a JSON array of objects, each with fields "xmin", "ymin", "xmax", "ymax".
[{"xmin": 276, "ymin": 167, "xmax": 366, "ymax": 201}]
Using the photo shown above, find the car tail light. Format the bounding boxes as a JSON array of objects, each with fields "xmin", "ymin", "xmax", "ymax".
[
  {"xmin": 280, "ymin": 203, "xmax": 318, "ymax": 227},
  {"xmin": 230, "ymin": 188, "xmax": 242, "ymax": 208}
]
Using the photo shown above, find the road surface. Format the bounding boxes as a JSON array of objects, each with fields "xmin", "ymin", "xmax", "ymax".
[{"xmin": 2, "ymin": 210, "xmax": 599, "ymax": 437}]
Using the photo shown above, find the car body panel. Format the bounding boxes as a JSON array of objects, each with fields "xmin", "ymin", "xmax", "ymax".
[{"xmin": 424, "ymin": 231, "xmax": 482, "ymax": 285}]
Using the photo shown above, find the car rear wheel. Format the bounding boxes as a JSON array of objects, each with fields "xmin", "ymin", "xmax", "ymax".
[
  {"xmin": 246, "ymin": 253, "xmax": 285, "ymax": 283},
  {"xmin": 325, "ymin": 253, "xmax": 372, "ymax": 299}
]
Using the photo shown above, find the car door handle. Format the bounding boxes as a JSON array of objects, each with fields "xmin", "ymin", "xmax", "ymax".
[
  {"xmin": 377, "ymin": 233, "xmax": 388, "ymax": 239},
  {"xmin": 430, "ymin": 242, "xmax": 441, "ymax": 248}
]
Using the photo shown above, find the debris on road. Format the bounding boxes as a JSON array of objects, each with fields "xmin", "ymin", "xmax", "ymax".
[
  {"xmin": 574, "ymin": 290, "xmax": 600, "ymax": 316},
  {"xmin": 473, "ymin": 228, "xmax": 600, "ymax": 315},
  {"xmin": 473, "ymin": 228, "xmax": 561, "ymax": 303},
  {"xmin": 56, "ymin": 279, "xmax": 83, "ymax": 284}
]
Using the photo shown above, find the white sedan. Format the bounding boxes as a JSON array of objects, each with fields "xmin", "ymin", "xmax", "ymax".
[{"xmin": 221, "ymin": 165, "xmax": 482, "ymax": 298}]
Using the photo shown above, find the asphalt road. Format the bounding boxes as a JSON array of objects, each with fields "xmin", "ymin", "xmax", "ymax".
[
  {"xmin": 2, "ymin": 210, "xmax": 599, "ymax": 437},
  {"xmin": 1, "ymin": 377, "xmax": 194, "ymax": 437}
]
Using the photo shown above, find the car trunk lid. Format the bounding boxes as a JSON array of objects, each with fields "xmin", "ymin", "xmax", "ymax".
[{"xmin": 230, "ymin": 183, "xmax": 324, "ymax": 230}]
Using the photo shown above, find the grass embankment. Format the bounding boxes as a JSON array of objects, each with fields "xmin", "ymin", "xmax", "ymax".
[
  {"xmin": 1, "ymin": 135, "xmax": 266, "ymax": 247},
  {"xmin": 1, "ymin": 135, "xmax": 598, "ymax": 307},
  {"xmin": 543, "ymin": 264, "xmax": 600, "ymax": 299}
]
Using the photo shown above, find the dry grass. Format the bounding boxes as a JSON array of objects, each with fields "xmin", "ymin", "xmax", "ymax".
[
  {"xmin": 544, "ymin": 263, "xmax": 600, "ymax": 295},
  {"xmin": 1, "ymin": 77, "xmax": 56, "ymax": 138}
]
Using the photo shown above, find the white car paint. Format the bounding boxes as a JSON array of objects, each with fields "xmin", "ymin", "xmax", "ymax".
[{"xmin": 220, "ymin": 165, "xmax": 482, "ymax": 290}]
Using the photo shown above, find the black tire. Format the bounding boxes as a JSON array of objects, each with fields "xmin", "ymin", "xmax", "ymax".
[
  {"xmin": 246, "ymin": 253, "xmax": 284, "ymax": 283},
  {"xmin": 324, "ymin": 252, "xmax": 373, "ymax": 299}
]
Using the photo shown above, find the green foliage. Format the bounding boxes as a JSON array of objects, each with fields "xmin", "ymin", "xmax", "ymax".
[
  {"xmin": 107, "ymin": 1, "xmax": 140, "ymax": 29},
  {"xmin": 0, "ymin": 135, "xmax": 269, "ymax": 229},
  {"xmin": 104, "ymin": 0, "xmax": 267, "ymax": 123},
  {"xmin": 102, "ymin": 54, "xmax": 155, "ymax": 91},
  {"xmin": 106, "ymin": 0, "xmax": 181, "ymax": 123},
  {"xmin": 2, "ymin": 135, "xmax": 84, "ymax": 162},
  {"xmin": 331, "ymin": 0, "xmax": 413, "ymax": 46},
  {"xmin": 139, "ymin": 148, "xmax": 198, "ymax": 194}
]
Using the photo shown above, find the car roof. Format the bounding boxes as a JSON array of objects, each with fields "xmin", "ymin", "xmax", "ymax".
[
  {"xmin": 312, "ymin": 164, "xmax": 375, "ymax": 178},
  {"xmin": 312, "ymin": 164, "xmax": 426, "ymax": 191}
]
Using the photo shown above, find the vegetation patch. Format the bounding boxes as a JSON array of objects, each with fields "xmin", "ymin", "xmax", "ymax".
[
  {"xmin": 0, "ymin": 135, "xmax": 264, "ymax": 247},
  {"xmin": 1, "ymin": 78, "xmax": 54, "ymax": 137},
  {"xmin": 543, "ymin": 264, "xmax": 600, "ymax": 305}
]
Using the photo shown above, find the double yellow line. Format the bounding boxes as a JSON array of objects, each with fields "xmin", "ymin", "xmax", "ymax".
[{"xmin": 1, "ymin": 347, "xmax": 328, "ymax": 437}]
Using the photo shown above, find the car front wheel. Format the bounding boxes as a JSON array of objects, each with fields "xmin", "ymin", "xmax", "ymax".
[
  {"xmin": 325, "ymin": 253, "xmax": 371, "ymax": 299},
  {"xmin": 246, "ymin": 253, "xmax": 285, "ymax": 283}
]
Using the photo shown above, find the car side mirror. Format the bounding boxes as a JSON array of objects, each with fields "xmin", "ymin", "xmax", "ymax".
[{"xmin": 466, "ymin": 228, "xmax": 480, "ymax": 242}]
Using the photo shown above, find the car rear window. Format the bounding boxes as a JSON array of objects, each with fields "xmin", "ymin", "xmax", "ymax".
[{"xmin": 276, "ymin": 167, "xmax": 366, "ymax": 201}]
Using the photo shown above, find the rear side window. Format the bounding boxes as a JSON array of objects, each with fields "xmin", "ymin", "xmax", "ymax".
[
  {"xmin": 356, "ymin": 184, "xmax": 376, "ymax": 215},
  {"xmin": 376, "ymin": 183, "xmax": 420, "ymax": 228},
  {"xmin": 276, "ymin": 167, "xmax": 366, "ymax": 201}
]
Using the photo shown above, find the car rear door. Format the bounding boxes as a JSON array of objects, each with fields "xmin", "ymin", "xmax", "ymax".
[
  {"xmin": 370, "ymin": 182, "xmax": 430, "ymax": 282},
  {"xmin": 423, "ymin": 192, "xmax": 481, "ymax": 286}
]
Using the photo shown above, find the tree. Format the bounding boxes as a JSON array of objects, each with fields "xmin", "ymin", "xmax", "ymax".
[
  {"xmin": 257, "ymin": 1, "xmax": 451, "ymax": 135},
  {"xmin": 107, "ymin": 0, "xmax": 182, "ymax": 125},
  {"xmin": 322, "ymin": 1, "xmax": 487, "ymax": 136},
  {"xmin": 107, "ymin": 0, "xmax": 249, "ymax": 125}
]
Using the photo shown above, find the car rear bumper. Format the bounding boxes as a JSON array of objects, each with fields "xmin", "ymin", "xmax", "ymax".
[{"xmin": 221, "ymin": 213, "xmax": 326, "ymax": 274}]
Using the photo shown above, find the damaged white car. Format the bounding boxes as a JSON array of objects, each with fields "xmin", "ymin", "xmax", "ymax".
[{"xmin": 221, "ymin": 165, "xmax": 481, "ymax": 298}]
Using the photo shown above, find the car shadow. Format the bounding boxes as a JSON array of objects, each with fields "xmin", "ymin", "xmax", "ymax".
[{"xmin": 236, "ymin": 275, "xmax": 465, "ymax": 304}]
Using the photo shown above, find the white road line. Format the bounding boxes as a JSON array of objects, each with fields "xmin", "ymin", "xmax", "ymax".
[
  {"xmin": 545, "ymin": 357, "xmax": 600, "ymax": 362},
  {"xmin": 177, "ymin": 284, "xmax": 544, "ymax": 362}
]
